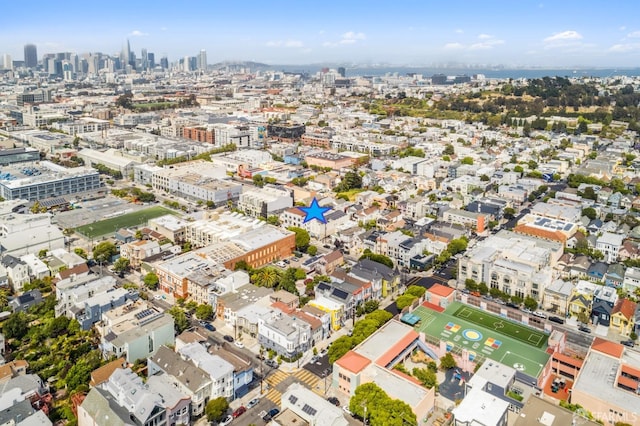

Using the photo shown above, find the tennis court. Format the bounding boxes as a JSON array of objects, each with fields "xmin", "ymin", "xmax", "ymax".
[{"xmin": 414, "ymin": 301, "xmax": 550, "ymax": 378}]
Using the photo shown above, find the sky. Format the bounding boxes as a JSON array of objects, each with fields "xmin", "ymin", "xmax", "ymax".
[{"xmin": 2, "ymin": 0, "xmax": 640, "ymax": 68}]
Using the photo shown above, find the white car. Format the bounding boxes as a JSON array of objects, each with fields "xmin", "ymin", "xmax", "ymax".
[
  {"xmin": 234, "ymin": 341, "xmax": 244, "ymax": 349},
  {"xmin": 153, "ymin": 294, "xmax": 162, "ymax": 300},
  {"xmin": 219, "ymin": 415, "xmax": 233, "ymax": 426},
  {"xmin": 343, "ymin": 405, "xmax": 353, "ymax": 416}
]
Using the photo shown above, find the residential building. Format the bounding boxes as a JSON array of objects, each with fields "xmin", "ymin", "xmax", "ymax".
[
  {"xmin": 542, "ymin": 279, "xmax": 573, "ymax": 316},
  {"xmin": 442, "ymin": 208, "xmax": 488, "ymax": 233},
  {"xmin": 215, "ymin": 284, "xmax": 273, "ymax": 326},
  {"xmin": 569, "ymin": 281, "xmax": 598, "ymax": 319},
  {"xmin": 1, "ymin": 255, "xmax": 29, "ymax": 293},
  {"xmin": 591, "ymin": 286, "xmax": 618, "ymax": 326},
  {"xmin": 238, "ymin": 185, "xmax": 292, "ymax": 218},
  {"xmin": 349, "ymin": 259, "xmax": 400, "ymax": 299},
  {"xmin": 605, "ymin": 263, "xmax": 626, "ymax": 288},
  {"xmin": 623, "ymin": 267, "xmax": 640, "ymax": 294},
  {"xmin": 78, "ymin": 368, "xmax": 168, "ymax": 426},
  {"xmin": 119, "ymin": 239, "xmax": 161, "ymax": 269},
  {"xmin": 178, "ymin": 342, "xmax": 234, "ymax": 400},
  {"xmin": 453, "ymin": 387, "xmax": 509, "ymax": 426},
  {"xmin": 9, "ymin": 289, "xmax": 42, "ymax": 312},
  {"xmin": 258, "ymin": 311, "xmax": 312, "ymax": 358},
  {"xmin": 98, "ymin": 302, "xmax": 175, "ymax": 363},
  {"xmin": 146, "ymin": 373, "xmax": 192, "ymax": 426},
  {"xmin": 458, "ymin": 230, "xmax": 562, "ymax": 302},
  {"xmin": 513, "ymin": 396, "xmax": 600, "ymax": 426},
  {"xmin": 55, "ymin": 275, "xmax": 117, "ymax": 318},
  {"xmin": 0, "ymin": 213, "xmax": 65, "ymax": 257},
  {"xmin": 147, "ymin": 215, "xmax": 188, "ymax": 243},
  {"xmin": 463, "ymin": 360, "xmax": 528, "ymax": 413},
  {"xmin": 277, "ymin": 383, "xmax": 348, "ymax": 426},
  {"xmin": 184, "ymin": 211, "xmax": 264, "ymax": 248},
  {"xmin": 611, "ymin": 299, "xmax": 637, "ymax": 336},
  {"xmin": 596, "ymin": 232, "xmax": 625, "ymax": 264},
  {"xmin": 155, "ymin": 252, "xmax": 218, "ymax": 299}
]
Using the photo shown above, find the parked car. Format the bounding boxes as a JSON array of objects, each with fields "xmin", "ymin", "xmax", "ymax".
[
  {"xmin": 234, "ymin": 340, "xmax": 244, "ymax": 348},
  {"xmin": 319, "ymin": 348, "xmax": 328, "ymax": 356},
  {"xmin": 506, "ymin": 302, "xmax": 519, "ymax": 309},
  {"xmin": 263, "ymin": 408, "xmax": 280, "ymax": 422},
  {"xmin": 548, "ymin": 316, "xmax": 565, "ymax": 325},
  {"xmin": 343, "ymin": 405, "xmax": 353, "ymax": 416},
  {"xmin": 219, "ymin": 415, "xmax": 233, "ymax": 426},
  {"xmin": 204, "ymin": 323, "xmax": 216, "ymax": 332},
  {"xmin": 246, "ymin": 398, "xmax": 260, "ymax": 409},
  {"xmin": 265, "ymin": 359, "xmax": 279, "ymax": 369},
  {"xmin": 621, "ymin": 340, "xmax": 635, "ymax": 347},
  {"xmin": 327, "ymin": 396, "xmax": 340, "ymax": 406},
  {"xmin": 232, "ymin": 406, "xmax": 247, "ymax": 418},
  {"xmin": 223, "ymin": 335, "xmax": 234, "ymax": 343},
  {"xmin": 578, "ymin": 325, "xmax": 591, "ymax": 333},
  {"xmin": 533, "ymin": 311, "xmax": 547, "ymax": 319}
]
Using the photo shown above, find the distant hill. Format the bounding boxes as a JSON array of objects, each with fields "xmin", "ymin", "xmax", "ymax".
[{"xmin": 210, "ymin": 61, "xmax": 270, "ymax": 71}]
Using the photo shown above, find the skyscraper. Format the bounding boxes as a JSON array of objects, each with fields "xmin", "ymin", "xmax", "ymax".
[
  {"xmin": 121, "ymin": 39, "xmax": 131, "ymax": 69},
  {"xmin": 198, "ymin": 49, "xmax": 207, "ymax": 71},
  {"xmin": 24, "ymin": 44, "xmax": 37, "ymax": 68}
]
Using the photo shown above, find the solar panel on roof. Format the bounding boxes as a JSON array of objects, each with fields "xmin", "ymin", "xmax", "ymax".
[
  {"xmin": 289, "ymin": 395, "xmax": 298, "ymax": 404},
  {"xmin": 302, "ymin": 404, "xmax": 317, "ymax": 416},
  {"xmin": 332, "ymin": 289, "xmax": 349, "ymax": 300}
]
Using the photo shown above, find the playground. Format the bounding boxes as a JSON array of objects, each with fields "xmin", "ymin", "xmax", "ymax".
[{"xmin": 413, "ymin": 301, "xmax": 550, "ymax": 378}]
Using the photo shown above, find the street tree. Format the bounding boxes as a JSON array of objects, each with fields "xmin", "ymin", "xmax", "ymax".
[
  {"xmin": 93, "ymin": 241, "xmax": 117, "ymax": 265},
  {"xmin": 143, "ymin": 272, "xmax": 159, "ymax": 290},
  {"xmin": 205, "ymin": 397, "xmax": 229, "ymax": 423}
]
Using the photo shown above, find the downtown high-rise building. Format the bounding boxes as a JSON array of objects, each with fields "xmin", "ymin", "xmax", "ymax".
[
  {"xmin": 198, "ymin": 49, "xmax": 207, "ymax": 70},
  {"xmin": 24, "ymin": 44, "xmax": 37, "ymax": 68}
]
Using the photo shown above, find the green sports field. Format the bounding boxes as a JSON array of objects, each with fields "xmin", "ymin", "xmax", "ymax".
[
  {"xmin": 75, "ymin": 206, "xmax": 176, "ymax": 238},
  {"xmin": 413, "ymin": 301, "xmax": 550, "ymax": 378}
]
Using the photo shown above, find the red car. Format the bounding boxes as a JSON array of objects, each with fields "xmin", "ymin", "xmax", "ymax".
[{"xmin": 233, "ymin": 406, "xmax": 247, "ymax": 418}]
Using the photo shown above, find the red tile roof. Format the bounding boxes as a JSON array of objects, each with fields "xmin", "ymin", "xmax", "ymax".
[
  {"xmin": 336, "ymin": 350, "xmax": 372, "ymax": 374},
  {"xmin": 58, "ymin": 263, "xmax": 89, "ymax": 280},
  {"xmin": 591, "ymin": 337, "xmax": 624, "ymax": 359},
  {"xmin": 375, "ymin": 329, "xmax": 419, "ymax": 367},
  {"xmin": 617, "ymin": 375, "xmax": 638, "ymax": 390},
  {"xmin": 612, "ymin": 299, "xmax": 637, "ymax": 321},
  {"xmin": 421, "ymin": 301, "xmax": 445, "ymax": 313},
  {"xmin": 271, "ymin": 301, "xmax": 295, "ymax": 314},
  {"xmin": 551, "ymin": 352, "xmax": 584, "ymax": 369},
  {"xmin": 621, "ymin": 364, "xmax": 640, "ymax": 379},
  {"xmin": 429, "ymin": 284, "xmax": 454, "ymax": 298}
]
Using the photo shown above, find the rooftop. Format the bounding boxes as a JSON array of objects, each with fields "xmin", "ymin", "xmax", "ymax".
[{"xmin": 452, "ymin": 387, "xmax": 509, "ymax": 425}]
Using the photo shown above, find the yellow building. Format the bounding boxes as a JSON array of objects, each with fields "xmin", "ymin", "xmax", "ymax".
[
  {"xmin": 308, "ymin": 297, "xmax": 344, "ymax": 331},
  {"xmin": 611, "ymin": 299, "xmax": 637, "ymax": 336}
]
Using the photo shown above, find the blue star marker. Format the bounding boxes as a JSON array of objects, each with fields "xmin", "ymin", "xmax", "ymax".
[{"xmin": 299, "ymin": 197, "xmax": 331, "ymax": 224}]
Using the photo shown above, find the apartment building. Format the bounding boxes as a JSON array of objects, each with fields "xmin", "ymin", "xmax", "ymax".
[
  {"xmin": 258, "ymin": 311, "xmax": 312, "ymax": 358},
  {"xmin": 119, "ymin": 240, "xmax": 161, "ymax": 269},
  {"xmin": 596, "ymin": 232, "xmax": 625, "ymax": 264},
  {"xmin": 442, "ymin": 208, "xmax": 488, "ymax": 233},
  {"xmin": 238, "ymin": 185, "xmax": 292, "ymax": 218},
  {"xmin": 178, "ymin": 342, "xmax": 234, "ymax": 400},
  {"xmin": 155, "ymin": 252, "xmax": 218, "ymax": 299},
  {"xmin": 458, "ymin": 230, "xmax": 562, "ymax": 301}
]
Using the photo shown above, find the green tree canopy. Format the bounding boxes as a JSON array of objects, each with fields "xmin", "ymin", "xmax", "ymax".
[
  {"xmin": 396, "ymin": 294, "xmax": 417, "ymax": 310},
  {"xmin": 581, "ymin": 207, "xmax": 597, "ymax": 220},
  {"xmin": 3, "ymin": 312, "xmax": 29, "ymax": 339},
  {"xmin": 447, "ymin": 238, "xmax": 468, "ymax": 255},
  {"xmin": 460, "ymin": 156, "xmax": 474, "ymax": 165},
  {"xmin": 405, "ymin": 285, "xmax": 426, "ymax": 298},
  {"xmin": 359, "ymin": 249, "xmax": 394, "ymax": 269},
  {"xmin": 288, "ymin": 226, "xmax": 311, "ymax": 250},
  {"xmin": 143, "ymin": 272, "xmax": 159, "ymax": 290},
  {"xmin": 350, "ymin": 383, "xmax": 417, "ymax": 426},
  {"xmin": 524, "ymin": 296, "xmax": 538, "ymax": 311},
  {"xmin": 205, "ymin": 397, "xmax": 230, "ymax": 423},
  {"xmin": 440, "ymin": 352, "xmax": 457, "ymax": 370},
  {"xmin": 195, "ymin": 304, "xmax": 214, "ymax": 320},
  {"xmin": 167, "ymin": 306, "xmax": 189, "ymax": 334},
  {"xmin": 113, "ymin": 257, "xmax": 130, "ymax": 273},
  {"xmin": 93, "ymin": 241, "xmax": 117, "ymax": 264}
]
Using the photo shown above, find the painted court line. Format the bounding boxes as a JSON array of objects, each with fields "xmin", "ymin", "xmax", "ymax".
[
  {"xmin": 458, "ymin": 308, "xmax": 472, "ymax": 319},
  {"xmin": 499, "ymin": 351, "xmax": 543, "ymax": 375},
  {"xmin": 528, "ymin": 334, "xmax": 543, "ymax": 346}
]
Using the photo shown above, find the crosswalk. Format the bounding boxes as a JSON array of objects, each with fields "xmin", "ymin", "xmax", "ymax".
[{"xmin": 263, "ymin": 369, "xmax": 325, "ymax": 405}]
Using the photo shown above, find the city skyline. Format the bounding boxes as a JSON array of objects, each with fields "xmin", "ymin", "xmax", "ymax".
[{"xmin": 2, "ymin": 0, "xmax": 640, "ymax": 68}]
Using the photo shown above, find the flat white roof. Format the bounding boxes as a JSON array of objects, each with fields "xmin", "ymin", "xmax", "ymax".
[{"xmin": 452, "ymin": 387, "xmax": 509, "ymax": 424}]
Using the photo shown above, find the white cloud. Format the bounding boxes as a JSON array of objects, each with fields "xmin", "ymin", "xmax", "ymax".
[
  {"xmin": 455, "ymin": 29, "xmax": 464, "ymax": 34},
  {"xmin": 443, "ymin": 42, "xmax": 464, "ymax": 50},
  {"xmin": 160, "ymin": 27, "xmax": 168, "ymax": 31},
  {"xmin": 627, "ymin": 31, "xmax": 640, "ymax": 38},
  {"xmin": 478, "ymin": 34, "xmax": 492, "ymax": 40},
  {"xmin": 609, "ymin": 43, "xmax": 640, "ymax": 52},
  {"xmin": 266, "ymin": 40, "xmax": 304, "ymax": 48},
  {"xmin": 544, "ymin": 30, "xmax": 582, "ymax": 43},
  {"xmin": 469, "ymin": 35, "xmax": 504, "ymax": 50},
  {"xmin": 342, "ymin": 31, "xmax": 366, "ymax": 41},
  {"xmin": 129, "ymin": 30, "xmax": 149, "ymax": 37}
]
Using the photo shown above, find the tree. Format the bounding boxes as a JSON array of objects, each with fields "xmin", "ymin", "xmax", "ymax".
[
  {"xmin": 581, "ymin": 207, "xmax": 597, "ymax": 220},
  {"xmin": 93, "ymin": 241, "xmax": 117, "ymax": 265},
  {"xmin": 167, "ymin": 306, "xmax": 189, "ymax": 334},
  {"xmin": 195, "ymin": 304, "xmax": 213, "ymax": 320},
  {"xmin": 396, "ymin": 294, "xmax": 417, "ymax": 310},
  {"xmin": 113, "ymin": 257, "xmax": 130, "ymax": 274},
  {"xmin": 363, "ymin": 300, "xmax": 379, "ymax": 314},
  {"xmin": 350, "ymin": 383, "xmax": 416, "ymax": 426},
  {"xmin": 307, "ymin": 245, "xmax": 318, "ymax": 256},
  {"xmin": 461, "ymin": 156, "xmax": 474, "ymax": 165},
  {"xmin": 440, "ymin": 352, "xmax": 457, "ymax": 370},
  {"xmin": 288, "ymin": 226, "xmax": 310, "ymax": 251},
  {"xmin": 447, "ymin": 238, "xmax": 468, "ymax": 255},
  {"xmin": 503, "ymin": 207, "xmax": 516, "ymax": 219},
  {"xmin": 74, "ymin": 247, "xmax": 88, "ymax": 259},
  {"xmin": 143, "ymin": 272, "xmax": 159, "ymax": 290},
  {"xmin": 3, "ymin": 312, "xmax": 28, "ymax": 339},
  {"xmin": 365, "ymin": 310, "xmax": 392, "ymax": 327},
  {"xmin": 478, "ymin": 282, "xmax": 489, "ymax": 295},
  {"xmin": 205, "ymin": 397, "xmax": 229, "ymax": 423},
  {"xmin": 443, "ymin": 144, "xmax": 455, "ymax": 156},
  {"xmin": 359, "ymin": 249, "xmax": 394, "ymax": 269},
  {"xmin": 334, "ymin": 170, "xmax": 363, "ymax": 192},
  {"xmin": 251, "ymin": 267, "xmax": 280, "ymax": 288},
  {"xmin": 576, "ymin": 310, "xmax": 590, "ymax": 325},
  {"xmin": 513, "ymin": 165, "xmax": 524, "ymax": 174},
  {"xmin": 465, "ymin": 278, "xmax": 478, "ymax": 291},
  {"xmin": 412, "ymin": 367, "xmax": 438, "ymax": 389},
  {"xmin": 252, "ymin": 174, "xmax": 264, "ymax": 188},
  {"xmin": 328, "ymin": 336, "xmax": 354, "ymax": 364},
  {"xmin": 524, "ymin": 296, "xmax": 538, "ymax": 311},
  {"xmin": 405, "ymin": 285, "xmax": 426, "ymax": 298}
]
